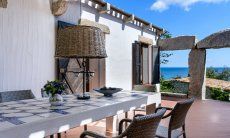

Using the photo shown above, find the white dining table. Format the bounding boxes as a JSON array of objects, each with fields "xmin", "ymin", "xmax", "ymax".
[{"xmin": 0, "ymin": 90, "xmax": 161, "ymax": 138}]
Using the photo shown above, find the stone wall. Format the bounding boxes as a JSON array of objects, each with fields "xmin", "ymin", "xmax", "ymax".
[
  {"xmin": 159, "ymin": 29, "xmax": 230, "ymax": 99},
  {"xmin": 164, "ymin": 79, "xmax": 220, "ymax": 99}
]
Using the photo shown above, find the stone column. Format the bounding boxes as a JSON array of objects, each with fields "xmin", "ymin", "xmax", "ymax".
[{"xmin": 188, "ymin": 49, "xmax": 206, "ymax": 99}]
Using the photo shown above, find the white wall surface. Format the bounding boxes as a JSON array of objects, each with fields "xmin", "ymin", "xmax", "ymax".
[
  {"xmin": 57, "ymin": 2, "xmax": 157, "ymax": 90},
  {"xmin": 0, "ymin": 0, "xmax": 55, "ymax": 97},
  {"xmin": 0, "ymin": 0, "xmax": 157, "ymax": 97}
]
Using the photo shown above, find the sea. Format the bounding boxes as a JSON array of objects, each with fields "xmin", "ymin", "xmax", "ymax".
[{"xmin": 161, "ymin": 67, "xmax": 229, "ymax": 80}]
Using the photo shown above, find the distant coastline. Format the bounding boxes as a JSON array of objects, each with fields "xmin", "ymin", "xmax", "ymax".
[{"xmin": 161, "ymin": 67, "xmax": 229, "ymax": 80}]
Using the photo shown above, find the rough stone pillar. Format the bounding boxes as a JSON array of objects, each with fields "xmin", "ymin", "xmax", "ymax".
[{"xmin": 188, "ymin": 49, "xmax": 206, "ymax": 99}]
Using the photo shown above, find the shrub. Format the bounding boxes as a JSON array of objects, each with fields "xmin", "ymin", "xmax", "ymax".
[
  {"xmin": 206, "ymin": 67, "xmax": 230, "ymax": 81},
  {"xmin": 160, "ymin": 76, "xmax": 175, "ymax": 92},
  {"xmin": 216, "ymin": 68, "xmax": 230, "ymax": 81},
  {"xmin": 206, "ymin": 67, "xmax": 217, "ymax": 79},
  {"xmin": 210, "ymin": 87, "xmax": 229, "ymax": 102}
]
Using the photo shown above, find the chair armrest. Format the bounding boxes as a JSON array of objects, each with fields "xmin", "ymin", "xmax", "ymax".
[
  {"xmin": 80, "ymin": 131, "xmax": 107, "ymax": 138},
  {"xmin": 155, "ymin": 107, "xmax": 173, "ymax": 119},
  {"xmin": 134, "ymin": 114, "xmax": 145, "ymax": 118},
  {"xmin": 162, "ymin": 111, "xmax": 173, "ymax": 119},
  {"xmin": 118, "ymin": 118, "xmax": 132, "ymax": 135},
  {"xmin": 155, "ymin": 107, "xmax": 173, "ymax": 113}
]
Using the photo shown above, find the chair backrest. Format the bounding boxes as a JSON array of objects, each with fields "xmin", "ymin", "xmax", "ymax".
[
  {"xmin": 133, "ymin": 85, "xmax": 156, "ymax": 92},
  {"xmin": 0, "ymin": 90, "xmax": 35, "ymax": 103},
  {"xmin": 169, "ymin": 98, "xmax": 195, "ymax": 130},
  {"xmin": 120, "ymin": 108, "xmax": 166, "ymax": 138}
]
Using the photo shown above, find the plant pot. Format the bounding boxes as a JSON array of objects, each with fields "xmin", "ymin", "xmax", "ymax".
[{"xmin": 49, "ymin": 94, "xmax": 63, "ymax": 106}]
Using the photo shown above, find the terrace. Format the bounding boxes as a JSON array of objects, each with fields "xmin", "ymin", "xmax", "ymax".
[
  {"xmin": 0, "ymin": 0, "xmax": 230, "ymax": 138},
  {"xmin": 50, "ymin": 98, "xmax": 230, "ymax": 138}
]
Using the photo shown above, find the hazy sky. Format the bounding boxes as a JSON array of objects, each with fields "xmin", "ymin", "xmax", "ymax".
[{"xmin": 106, "ymin": 0, "xmax": 230, "ymax": 67}]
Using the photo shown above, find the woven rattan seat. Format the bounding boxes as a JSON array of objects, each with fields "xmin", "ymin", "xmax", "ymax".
[
  {"xmin": 156, "ymin": 125, "xmax": 182, "ymax": 138},
  {"xmin": 80, "ymin": 108, "xmax": 166, "ymax": 138},
  {"xmin": 156, "ymin": 98, "xmax": 195, "ymax": 138},
  {"xmin": 0, "ymin": 90, "xmax": 35, "ymax": 103}
]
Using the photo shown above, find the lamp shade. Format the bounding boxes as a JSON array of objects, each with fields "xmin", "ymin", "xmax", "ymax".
[{"xmin": 56, "ymin": 25, "xmax": 107, "ymax": 58}]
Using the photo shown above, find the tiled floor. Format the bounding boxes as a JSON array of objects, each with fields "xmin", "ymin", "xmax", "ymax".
[{"xmin": 51, "ymin": 98, "xmax": 230, "ymax": 138}]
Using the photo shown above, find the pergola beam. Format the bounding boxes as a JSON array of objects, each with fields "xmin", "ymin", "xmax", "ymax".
[
  {"xmin": 51, "ymin": 0, "xmax": 164, "ymax": 34},
  {"xmin": 124, "ymin": 14, "xmax": 135, "ymax": 23},
  {"xmin": 99, "ymin": 2, "xmax": 110, "ymax": 14},
  {"xmin": 197, "ymin": 29, "xmax": 230, "ymax": 49},
  {"xmin": 158, "ymin": 36, "xmax": 197, "ymax": 51}
]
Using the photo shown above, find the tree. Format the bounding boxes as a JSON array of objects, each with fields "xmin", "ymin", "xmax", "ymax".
[
  {"xmin": 206, "ymin": 67, "xmax": 217, "ymax": 79},
  {"xmin": 206, "ymin": 67, "xmax": 230, "ymax": 81},
  {"xmin": 159, "ymin": 31, "xmax": 173, "ymax": 64}
]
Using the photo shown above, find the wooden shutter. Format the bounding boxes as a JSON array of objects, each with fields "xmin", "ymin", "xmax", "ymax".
[
  {"xmin": 132, "ymin": 41, "xmax": 142, "ymax": 85},
  {"xmin": 88, "ymin": 59, "xmax": 106, "ymax": 91},
  {"xmin": 151, "ymin": 46, "xmax": 160, "ymax": 84}
]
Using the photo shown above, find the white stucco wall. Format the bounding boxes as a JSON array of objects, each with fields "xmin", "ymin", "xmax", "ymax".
[
  {"xmin": 0, "ymin": 0, "xmax": 55, "ymax": 97},
  {"xmin": 0, "ymin": 0, "xmax": 157, "ymax": 97},
  {"xmin": 57, "ymin": 2, "xmax": 157, "ymax": 90}
]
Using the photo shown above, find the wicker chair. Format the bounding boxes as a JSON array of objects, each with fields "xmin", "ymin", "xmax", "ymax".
[
  {"xmin": 80, "ymin": 108, "xmax": 166, "ymax": 138},
  {"xmin": 0, "ymin": 90, "xmax": 35, "ymax": 103},
  {"xmin": 155, "ymin": 98, "xmax": 195, "ymax": 138}
]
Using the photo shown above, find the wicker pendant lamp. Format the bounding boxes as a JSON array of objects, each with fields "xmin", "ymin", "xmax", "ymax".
[
  {"xmin": 56, "ymin": 25, "xmax": 107, "ymax": 100},
  {"xmin": 56, "ymin": 25, "xmax": 107, "ymax": 58}
]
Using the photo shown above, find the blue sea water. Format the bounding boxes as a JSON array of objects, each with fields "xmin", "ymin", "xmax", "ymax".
[
  {"xmin": 161, "ymin": 67, "xmax": 188, "ymax": 80},
  {"xmin": 161, "ymin": 67, "xmax": 229, "ymax": 80}
]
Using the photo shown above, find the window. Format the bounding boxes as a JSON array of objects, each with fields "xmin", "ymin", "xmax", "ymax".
[{"xmin": 132, "ymin": 41, "xmax": 160, "ymax": 86}]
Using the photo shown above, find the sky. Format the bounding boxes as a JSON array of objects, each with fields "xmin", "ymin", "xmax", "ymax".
[{"xmin": 105, "ymin": 0, "xmax": 230, "ymax": 67}]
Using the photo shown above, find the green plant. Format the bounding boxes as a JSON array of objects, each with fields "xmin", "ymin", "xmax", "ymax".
[
  {"xmin": 43, "ymin": 80, "xmax": 65, "ymax": 96},
  {"xmin": 160, "ymin": 79, "xmax": 175, "ymax": 92},
  {"xmin": 210, "ymin": 87, "xmax": 229, "ymax": 102},
  {"xmin": 216, "ymin": 68, "xmax": 230, "ymax": 81},
  {"xmin": 160, "ymin": 31, "xmax": 173, "ymax": 65},
  {"xmin": 206, "ymin": 67, "xmax": 217, "ymax": 79},
  {"xmin": 206, "ymin": 67, "xmax": 230, "ymax": 81}
]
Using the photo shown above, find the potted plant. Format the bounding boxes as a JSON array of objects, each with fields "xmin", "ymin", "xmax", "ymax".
[{"xmin": 43, "ymin": 80, "xmax": 65, "ymax": 106}]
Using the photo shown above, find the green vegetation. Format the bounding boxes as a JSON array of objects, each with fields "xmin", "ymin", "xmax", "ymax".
[
  {"xmin": 160, "ymin": 76, "xmax": 175, "ymax": 92},
  {"xmin": 206, "ymin": 67, "xmax": 230, "ymax": 81},
  {"xmin": 160, "ymin": 31, "xmax": 173, "ymax": 65},
  {"xmin": 210, "ymin": 87, "xmax": 229, "ymax": 102}
]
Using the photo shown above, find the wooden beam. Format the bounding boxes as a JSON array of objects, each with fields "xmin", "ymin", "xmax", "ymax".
[
  {"xmin": 143, "ymin": 23, "xmax": 153, "ymax": 30},
  {"xmin": 51, "ymin": 0, "xmax": 164, "ymax": 34},
  {"xmin": 125, "ymin": 14, "xmax": 135, "ymax": 23},
  {"xmin": 159, "ymin": 36, "xmax": 197, "ymax": 51},
  {"xmin": 0, "ymin": 0, "xmax": 7, "ymax": 8},
  {"xmin": 99, "ymin": 2, "xmax": 110, "ymax": 14}
]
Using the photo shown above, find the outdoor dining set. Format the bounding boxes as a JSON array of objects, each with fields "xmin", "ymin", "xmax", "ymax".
[{"xmin": 0, "ymin": 88, "xmax": 194, "ymax": 138}]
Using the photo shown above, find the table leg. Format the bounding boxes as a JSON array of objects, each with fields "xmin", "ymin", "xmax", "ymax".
[
  {"xmin": 146, "ymin": 103, "xmax": 156, "ymax": 115},
  {"xmin": 106, "ymin": 116, "xmax": 117, "ymax": 133}
]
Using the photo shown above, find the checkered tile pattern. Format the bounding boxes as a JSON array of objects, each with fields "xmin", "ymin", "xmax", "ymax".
[{"xmin": 0, "ymin": 91, "xmax": 146, "ymax": 130}]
